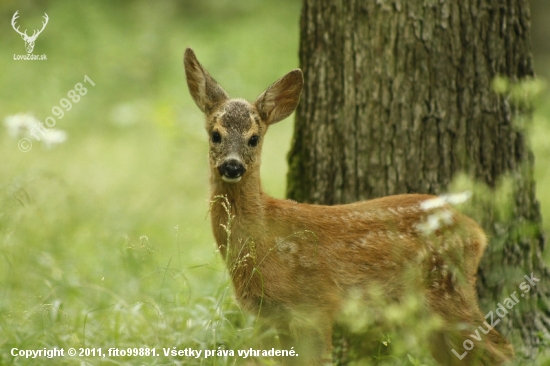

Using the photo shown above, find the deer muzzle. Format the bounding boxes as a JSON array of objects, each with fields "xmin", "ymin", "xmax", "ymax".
[{"xmin": 218, "ymin": 159, "xmax": 246, "ymax": 183}]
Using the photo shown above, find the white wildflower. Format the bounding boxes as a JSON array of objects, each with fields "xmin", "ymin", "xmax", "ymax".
[
  {"xmin": 4, "ymin": 113, "xmax": 67, "ymax": 149},
  {"xmin": 421, "ymin": 191, "xmax": 472, "ymax": 211},
  {"xmin": 41, "ymin": 129, "xmax": 68, "ymax": 148},
  {"xmin": 443, "ymin": 191, "xmax": 472, "ymax": 205},
  {"xmin": 420, "ymin": 197, "xmax": 446, "ymax": 210},
  {"xmin": 417, "ymin": 214, "xmax": 443, "ymax": 235},
  {"xmin": 4, "ymin": 113, "xmax": 40, "ymax": 137},
  {"xmin": 416, "ymin": 209, "xmax": 455, "ymax": 236},
  {"xmin": 417, "ymin": 191, "xmax": 471, "ymax": 235}
]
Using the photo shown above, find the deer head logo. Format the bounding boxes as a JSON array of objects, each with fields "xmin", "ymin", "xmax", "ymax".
[{"xmin": 11, "ymin": 11, "xmax": 49, "ymax": 54}]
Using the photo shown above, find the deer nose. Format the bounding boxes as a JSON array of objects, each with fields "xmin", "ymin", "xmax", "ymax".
[{"xmin": 218, "ymin": 159, "xmax": 246, "ymax": 183}]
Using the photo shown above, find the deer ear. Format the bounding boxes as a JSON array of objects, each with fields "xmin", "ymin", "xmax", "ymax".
[
  {"xmin": 184, "ymin": 48, "xmax": 229, "ymax": 114},
  {"xmin": 254, "ymin": 69, "xmax": 303, "ymax": 125}
]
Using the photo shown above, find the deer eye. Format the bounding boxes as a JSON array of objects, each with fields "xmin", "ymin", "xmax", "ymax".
[
  {"xmin": 248, "ymin": 135, "xmax": 260, "ymax": 147},
  {"xmin": 211, "ymin": 131, "xmax": 222, "ymax": 144}
]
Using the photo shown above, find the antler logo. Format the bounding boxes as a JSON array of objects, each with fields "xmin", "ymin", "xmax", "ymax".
[{"xmin": 11, "ymin": 11, "xmax": 49, "ymax": 54}]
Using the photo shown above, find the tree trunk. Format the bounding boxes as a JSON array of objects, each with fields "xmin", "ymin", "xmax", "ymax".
[{"xmin": 287, "ymin": 0, "xmax": 550, "ymax": 361}]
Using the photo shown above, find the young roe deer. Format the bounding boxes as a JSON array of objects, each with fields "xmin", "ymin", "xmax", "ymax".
[{"xmin": 183, "ymin": 48, "xmax": 514, "ymax": 366}]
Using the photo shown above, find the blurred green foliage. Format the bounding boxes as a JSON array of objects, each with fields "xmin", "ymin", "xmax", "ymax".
[
  {"xmin": 0, "ymin": 0, "xmax": 549, "ymax": 365},
  {"xmin": 0, "ymin": 0, "xmax": 299, "ymax": 364}
]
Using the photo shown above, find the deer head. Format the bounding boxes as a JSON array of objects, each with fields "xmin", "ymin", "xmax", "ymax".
[
  {"xmin": 183, "ymin": 48, "xmax": 303, "ymax": 184},
  {"xmin": 11, "ymin": 11, "xmax": 49, "ymax": 54}
]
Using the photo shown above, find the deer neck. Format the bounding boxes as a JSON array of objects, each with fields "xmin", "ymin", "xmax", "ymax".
[{"xmin": 209, "ymin": 168, "xmax": 266, "ymax": 258}]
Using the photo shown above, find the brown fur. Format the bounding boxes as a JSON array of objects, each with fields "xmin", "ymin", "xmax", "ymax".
[{"xmin": 183, "ymin": 48, "xmax": 514, "ymax": 366}]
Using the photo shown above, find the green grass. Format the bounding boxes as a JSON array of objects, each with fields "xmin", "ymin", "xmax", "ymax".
[
  {"xmin": 0, "ymin": 1, "xmax": 299, "ymax": 364},
  {"xmin": 0, "ymin": 1, "xmax": 549, "ymax": 365}
]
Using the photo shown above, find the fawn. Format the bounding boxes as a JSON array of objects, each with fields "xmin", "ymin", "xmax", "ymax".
[{"xmin": 183, "ymin": 48, "xmax": 513, "ymax": 366}]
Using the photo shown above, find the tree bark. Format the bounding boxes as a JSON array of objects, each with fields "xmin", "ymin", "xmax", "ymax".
[{"xmin": 287, "ymin": 0, "xmax": 550, "ymax": 361}]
